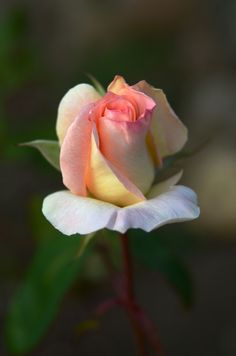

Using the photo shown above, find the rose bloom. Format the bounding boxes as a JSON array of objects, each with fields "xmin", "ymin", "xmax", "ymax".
[{"xmin": 43, "ymin": 76, "xmax": 199, "ymax": 235}]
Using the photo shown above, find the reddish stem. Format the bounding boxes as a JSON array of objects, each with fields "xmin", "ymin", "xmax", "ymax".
[
  {"xmin": 120, "ymin": 233, "xmax": 135, "ymax": 301},
  {"xmin": 120, "ymin": 233, "xmax": 147, "ymax": 356},
  {"xmin": 97, "ymin": 233, "xmax": 165, "ymax": 356}
]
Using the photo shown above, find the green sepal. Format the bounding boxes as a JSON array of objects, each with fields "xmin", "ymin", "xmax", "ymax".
[
  {"xmin": 86, "ymin": 73, "xmax": 106, "ymax": 96},
  {"xmin": 20, "ymin": 140, "xmax": 60, "ymax": 170}
]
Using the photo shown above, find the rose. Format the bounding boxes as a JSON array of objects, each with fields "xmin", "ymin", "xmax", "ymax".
[
  {"xmin": 58, "ymin": 76, "xmax": 187, "ymax": 206},
  {"xmin": 58, "ymin": 76, "xmax": 156, "ymax": 207},
  {"xmin": 43, "ymin": 76, "xmax": 199, "ymax": 235}
]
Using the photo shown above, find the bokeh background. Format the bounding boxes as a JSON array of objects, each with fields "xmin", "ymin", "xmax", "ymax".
[{"xmin": 1, "ymin": 0, "xmax": 236, "ymax": 355}]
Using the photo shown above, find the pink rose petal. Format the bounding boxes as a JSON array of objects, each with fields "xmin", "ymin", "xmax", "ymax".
[
  {"xmin": 99, "ymin": 114, "xmax": 155, "ymax": 194},
  {"xmin": 60, "ymin": 104, "xmax": 94, "ymax": 196},
  {"xmin": 86, "ymin": 124, "xmax": 146, "ymax": 206},
  {"xmin": 56, "ymin": 83, "xmax": 101, "ymax": 144}
]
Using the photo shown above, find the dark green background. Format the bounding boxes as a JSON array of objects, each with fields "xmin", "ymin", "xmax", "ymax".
[{"xmin": 1, "ymin": 0, "xmax": 236, "ymax": 355}]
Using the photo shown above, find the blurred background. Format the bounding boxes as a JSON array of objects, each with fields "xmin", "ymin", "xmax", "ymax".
[{"xmin": 0, "ymin": 0, "xmax": 236, "ymax": 355}]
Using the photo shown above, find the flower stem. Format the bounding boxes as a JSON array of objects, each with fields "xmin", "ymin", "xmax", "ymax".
[
  {"xmin": 120, "ymin": 233, "xmax": 165, "ymax": 356},
  {"xmin": 97, "ymin": 232, "xmax": 165, "ymax": 355},
  {"xmin": 120, "ymin": 232, "xmax": 135, "ymax": 301},
  {"xmin": 120, "ymin": 233, "xmax": 147, "ymax": 356}
]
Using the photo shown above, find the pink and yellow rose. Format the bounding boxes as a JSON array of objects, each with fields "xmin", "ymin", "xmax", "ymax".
[{"xmin": 43, "ymin": 76, "xmax": 199, "ymax": 235}]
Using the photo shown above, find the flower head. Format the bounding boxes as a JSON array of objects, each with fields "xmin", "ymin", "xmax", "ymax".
[{"xmin": 42, "ymin": 75, "xmax": 199, "ymax": 235}]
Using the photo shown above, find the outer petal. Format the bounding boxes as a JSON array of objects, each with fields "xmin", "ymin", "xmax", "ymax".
[
  {"xmin": 134, "ymin": 81, "xmax": 188, "ymax": 157},
  {"xmin": 60, "ymin": 104, "xmax": 93, "ymax": 196},
  {"xmin": 99, "ymin": 114, "xmax": 155, "ymax": 194},
  {"xmin": 42, "ymin": 185, "xmax": 199, "ymax": 235},
  {"xmin": 56, "ymin": 84, "xmax": 101, "ymax": 144},
  {"xmin": 112, "ymin": 185, "xmax": 200, "ymax": 233},
  {"xmin": 86, "ymin": 124, "xmax": 146, "ymax": 207},
  {"xmin": 42, "ymin": 190, "xmax": 119, "ymax": 235}
]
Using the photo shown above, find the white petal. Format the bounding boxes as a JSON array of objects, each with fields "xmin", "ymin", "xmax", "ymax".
[
  {"xmin": 134, "ymin": 81, "xmax": 188, "ymax": 157},
  {"xmin": 42, "ymin": 190, "xmax": 119, "ymax": 235},
  {"xmin": 150, "ymin": 89, "xmax": 188, "ymax": 157},
  {"xmin": 112, "ymin": 185, "xmax": 200, "ymax": 233},
  {"xmin": 42, "ymin": 185, "xmax": 199, "ymax": 236}
]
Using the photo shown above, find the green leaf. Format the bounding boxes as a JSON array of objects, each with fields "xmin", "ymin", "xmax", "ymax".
[
  {"xmin": 130, "ymin": 230, "xmax": 193, "ymax": 307},
  {"xmin": 86, "ymin": 73, "xmax": 106, "ymax": 96},
  {"xmin": 5, "ymin": 233, "xmax": 94, "ymax": 354},
  {"xmin": 20, "ymin": 140, "xmax": 60, "ymax": 170}
]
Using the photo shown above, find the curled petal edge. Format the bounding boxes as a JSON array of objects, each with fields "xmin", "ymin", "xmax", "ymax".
[
  {"xmin": 60, "ymin": 104, "xmax": 94, "ymax": 197},
  {"xmin": 56, "ymin": 83, "xmax": 101, "ymax": 144},
  {"xmin": 42, "ymin": 185, "xmax": 200, "ymax": 236},
  {"xmin": 134, "ymin": 80, "xmax": 188, "ymax": 157}
]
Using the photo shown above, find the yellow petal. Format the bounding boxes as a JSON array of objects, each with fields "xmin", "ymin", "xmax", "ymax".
[
  {"xmin": 107, "ymin": 75, "xmax": 128, "ymax": 94},
  {"xmin": 86, "ymin": 125, "xmax": 145, "ymax": 207}
]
